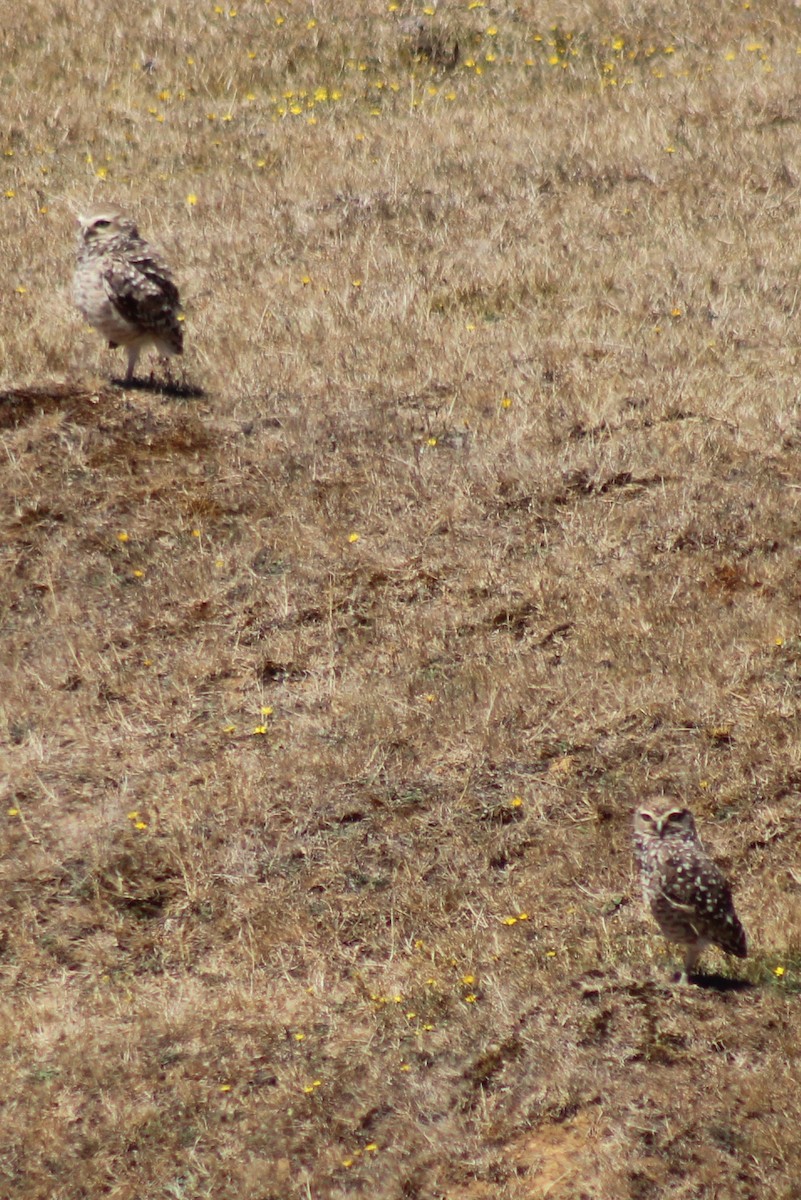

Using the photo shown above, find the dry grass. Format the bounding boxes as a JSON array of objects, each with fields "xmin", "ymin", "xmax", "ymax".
[{"xmin": 3, "ymin": 2, "xmax": 801, "ymax": 1197}]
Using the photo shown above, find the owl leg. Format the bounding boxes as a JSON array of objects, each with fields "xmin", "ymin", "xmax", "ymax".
[
  {"xmin": 679, "ymin": 942, "xmax": 702, "ymax": 985},
  {"xmin": 124, "ymin": 345, "xmax": 140, "ymax": 385}
]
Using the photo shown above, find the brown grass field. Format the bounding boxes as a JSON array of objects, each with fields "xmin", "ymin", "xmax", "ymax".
[{"xmin": 3, "ymin": 1, "xmax": 801, "ymax": 1196}]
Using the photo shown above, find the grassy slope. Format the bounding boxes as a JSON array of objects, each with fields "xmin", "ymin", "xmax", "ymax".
[{"xmin": 2, "ymin": 2, "xmax": 801, "ymax": 1197}]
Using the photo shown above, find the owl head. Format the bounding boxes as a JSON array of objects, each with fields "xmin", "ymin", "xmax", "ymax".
[
  {"xmin": 633, "ymin": 802, "xmax": 698, "ymax": 841},
  {"xmin": 77, "ymin": 206, "xmax": 139, "ymax": 247}
]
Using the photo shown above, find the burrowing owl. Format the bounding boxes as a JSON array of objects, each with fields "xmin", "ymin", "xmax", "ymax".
[
  {"xmin": 632, "ymin": 802, "xmax": 747, "ymax": 984},
  {"xmin": 73, "ymin": 206, "xmax": 183, "ymax": 384}
]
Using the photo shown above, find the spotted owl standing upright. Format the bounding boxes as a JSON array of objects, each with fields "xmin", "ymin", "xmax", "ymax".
[
  {"xmin": 73, "ymin": 206, "xmax": 183, "ymax": 384},
  {"xmin": 632, "ymin": 801, "xmax": 747, "ymax": 984}
]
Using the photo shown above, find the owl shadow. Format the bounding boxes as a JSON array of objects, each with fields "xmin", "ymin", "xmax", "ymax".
[
  {"xmin": 686, "ymin": 971, "xmax": 754, "ymax": 993},
  {"xmin": 111, "ymin": 376, "xmax": 205, "ymax": 399}
]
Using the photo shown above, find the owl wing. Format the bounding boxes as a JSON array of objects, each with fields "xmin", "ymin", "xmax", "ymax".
[
  {"xmin": 103, "ymin": 252, "xmax": 183, "ymax": 349},
  {"xmin": 661, "ymin": 849, "xmax": 747, "ymax": 958}
]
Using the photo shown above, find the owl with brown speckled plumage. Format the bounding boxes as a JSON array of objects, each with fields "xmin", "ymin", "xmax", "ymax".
[
  {"xmin": 633, "ymin": 802, "xmax": 747, "ymax": 984},
  {"xmin": 73, "ymin": 206, "xmax": 183, "ymax": 384}
]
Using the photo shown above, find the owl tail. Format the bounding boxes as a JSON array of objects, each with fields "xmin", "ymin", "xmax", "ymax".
[{"xmin": 720, "ymin": 915, "xmax": 747, "ymax": 959}]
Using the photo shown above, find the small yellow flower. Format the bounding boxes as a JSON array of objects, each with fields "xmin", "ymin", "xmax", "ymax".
[
  {"xmin": 400, "ymin": 1062, "xmax": 410, "ymax": 1071},
  {"xmin": 223, "ymin": 724, "xmax": 236, "ymax": 733},
  {"xmin": 406, "ymin": 1011, "xmax": 417, "ymax": 1019},
  {"xmin": 546, "ymin": 949, "xmax": 557, "ymax": 958},
  {"xmin": 307, "ymin": 18, "xmax": 316, "ymax": 28},
  {"xmin": 775, "ymin": 636, "xmax": 784, "ymax": 647},
  {"xmin": 502, "ymin": 916, "xmax": 518, "ymax": 926},
  {"xmin": 486, "ymin": 26, "xmax": 497, "ymax": 36},
  {"xmin": 463, "ymin": 994, "xmax": 477, "ymax": 1003},
  {"xmin": 348, "ymin": 532, "xmax": 360, "ymax": 543},
  {"xmin": 461, "ymin": 974, "xmax": 475, "ymax": 985},
  {"xmin": 510, "ymin": 795, "xmax": 523, "ymax": 807},
  {"xmin": 352, "ymin": 278, "xmax": 362, "ymax": 288},
  {"xmin": 671, "ymin": 307, "xmax": 682, "ymax": 318},
  {"xmin": 252, "ymin": 725, "xmax": 268, "ymax": 735},
  {"xmin": 219, "ymin": 1084, "xmax": 232, "ymax": 1092},
  {"xmin": 426, "ymin": 436, "xmax": 438, "ymax": 447},
  {"xmin": 132, "ymin": 569, "xmax": 144, "ymax": 578},
  {"xmin": 15, "ymin": 286, "xmax": 26, "ymax": 295},
  {"xmin": 365, "ymin": 1143, "xmax": 378, "ymax": 1152},
  {"xmin": 134, "ymin": 821, "xmax": 147, "ymax": 830},
  {"xmin": 342, "ymin": 1158, "xmax": 353, "ymax": 1168},
  {"xmin": 294, "ymin": 1032, "xmax": 305, "ymax": 1041},
  {"xmin": 7, "ymin": 808, "xmax": 20, "ymax": 818},
  {"xmin": 774, "ymin": 966, "xmax": 785, "ymax": 978},
  {"xmin": 191, "ymin": 529, "xmax": 201, "ymax": 538},
  {"xmin": 186, "ymin": 193, "xmax": 198, "ymax": 206},
  {"xmin": 260, "ymin": 706, "xmax": 274, "ymax": 716},
  {"xmin": 117, "ymin": 531, "xmax": 129, "ymax": 542},
  {"xmin": 517, "ymin": 912, "xmax": 529, "ymax": 921}
]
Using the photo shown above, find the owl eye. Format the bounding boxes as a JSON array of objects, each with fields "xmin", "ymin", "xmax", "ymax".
[{"xmin": 93, "ymin": 219, "xmax": 111, "ymax": 228}]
